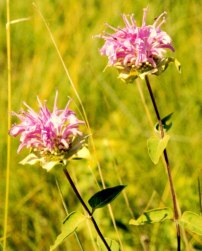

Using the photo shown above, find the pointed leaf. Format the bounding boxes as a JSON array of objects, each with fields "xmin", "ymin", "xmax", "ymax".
[
  {"xmin": 147, "ymin": 134, "xmax": 170, "ymax": 164},
  {"xmin": 129, "ymin": 207, "xmax": 173, "ymax": 226},
  {"xmin": 50, "ymin": 211, "xmax": 86, "ymax": 251},
  {"xmin": 88, "ymin": 185, "xmax": 126, "ymax": 211},
  {"xmin": 179, "ymin": 211, "xmax": 202, "ymax": 236},
  {"xmin": 155, "ymin": 113, "xmax": 173, "ymax": 132},
  {"xmin": 97, "ymin": 237, "xmax": 120, "ymax": 251}
]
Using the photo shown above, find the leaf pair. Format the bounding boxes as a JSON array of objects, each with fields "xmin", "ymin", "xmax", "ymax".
[
  {"xmin": 147, "ymin": 113, "xmax": 173, "ymax": 164},
  {"xmin": 20, "ymin": 135, "xmax": 90, "ymax": 171},
  {"xmin": 130, "ymin": 208, "xmax": 202, "ymax": 236},
  {"xmin": 147, "ymin": 135, "xmax": 170, "ymax": 164},
  {"xmin": 50, "ymin": 211, "xmax": 120, "ymax": 251},
  {"xmin": 116, "ymin": 57, "xmax": 181, "ymax": 83},
  {"xmin": 155, "ymin": 113, "xmax": 173, "ymax": 132},
  {"xmin": 129, "ymin": 207, "xmax": 173, "ymax": 225},
  {"xmin": 50, "ymin": 185, "xmax": 126, "ymax": 250}
]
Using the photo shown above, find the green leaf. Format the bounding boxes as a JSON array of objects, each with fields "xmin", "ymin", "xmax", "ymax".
[
  {"xmin": 129, "ymin": 207, "xmax": 173, "ymax": 226},
  {"xmin": 116, "ymin": 57, "xmax": 181, "ymax": 83},
  {"xmin": 50, "ymin": 211, "xmax": 86, "ymax": 251},
  {"xmin": 179, "ymin": 211, "xmax": 202, "ymax": 236},
  {"xmin": 155, "ymin": 113, "xmax": 173, "ymax": 132},
  {"xmin": 117, "ymin": 65, "xmax": 157, "ymax": 83},
  {"xmin": 19, "ymin": 135, "xmax": 89, "ymax": 172},
  {"xmin": 88, "ymin": 185, "xmax": 126, "ymax": 212},
  {"xmin": 97, "ymin": 237, "xmax": 120, "ymax": 251},
  {"xmin": 147, "ymin": 134, "xmax": 170, "ymax": 164}
]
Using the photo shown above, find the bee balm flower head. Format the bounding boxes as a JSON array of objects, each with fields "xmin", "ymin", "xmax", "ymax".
[
  {"xmin": 9, "ymin": 92, "xmax": 89, "ymax": 171},
  {"xmin": 97, "ymin": 8, "xmax": 176, "ymax": 82}
]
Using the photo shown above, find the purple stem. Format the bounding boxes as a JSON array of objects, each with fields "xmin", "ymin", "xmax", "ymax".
[
  {"xmin": 63, "ymin": 168, "xmax": 111, "ymax": 251},
  {"xmin": 145, "ymin": 75, "xmax": 181, "ymax": 251}
]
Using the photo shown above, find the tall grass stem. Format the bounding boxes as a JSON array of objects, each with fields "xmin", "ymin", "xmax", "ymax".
[
  {"xmin": 137, "ymin": 79, "xmax": 154, "ymax": 129},
  {"xmin": 55, "ymin": 178, "xmax": 85, "ymax": 251},
  {"xmin": 32, "ymin": 2, "xmax": 105, "ymax": 190},
  {"xmin": 3, "ymin": 0, "xmax": 12, "ymax": 250},
  {"xmin": 198, "ymin": 178, "xmax": 202, "ymax": 215}
]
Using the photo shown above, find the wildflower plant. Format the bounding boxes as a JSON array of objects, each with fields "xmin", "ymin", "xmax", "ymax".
[
  {"xmin": 9, "ymin": 92, "xmax": 125, "ymax": 251},
  {"xmin": 6, "ymin": 4, "xmax": 202, "ymax": 251},
  {"xmin": 97, "ymin": 7, "xmax": 202, "ymax": 251}
]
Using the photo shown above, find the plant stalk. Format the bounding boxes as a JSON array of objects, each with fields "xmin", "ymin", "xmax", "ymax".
[
  {"xmin": 198, "ymin": 178, "xmax": 202, "ymax": 215},
  {"xmin": 145, "ymin": 75, "xmax": 181, "ymax": 251},
  {"xmin": 4, "ymin": 0, "xmax": 11, "ymax": 250},
  {"xmin": 63, "ymin": 168, "xmax": 111, "ymax": 251}
]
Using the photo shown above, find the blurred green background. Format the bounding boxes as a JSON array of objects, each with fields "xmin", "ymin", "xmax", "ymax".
[{"xmin": 1, "ymin": 0, "xmax": 202, "ymax": 250}]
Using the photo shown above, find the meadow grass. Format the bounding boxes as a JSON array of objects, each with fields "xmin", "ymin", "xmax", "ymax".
[{"xmin": 1, "ymin": 0, "xmax": 202, "ymax": 250}]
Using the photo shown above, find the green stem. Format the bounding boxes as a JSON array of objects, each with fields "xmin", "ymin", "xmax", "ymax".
[
  {"xmin": 145, "ymin": 75, "xmax": 181, "ymax": 251},
  {"xmin": 63, "ymin": 168, "xmax": 111, "ymax": 251},
  {"xmin": 4, "ymin": 0, "xmax": 11, "ymax": 250},
  {"xmin": 198, "ymin": 177, "xmax": 202, "ymax": 215}
]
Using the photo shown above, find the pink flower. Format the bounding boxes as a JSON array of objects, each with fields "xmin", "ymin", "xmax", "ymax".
[
  {"xmin": 97, "ymin": 8, "xmax": 175, "ymax": 81},
  {"xmin": 9, "ymin": 92, "xmax": 88, "ymax": 170}
]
